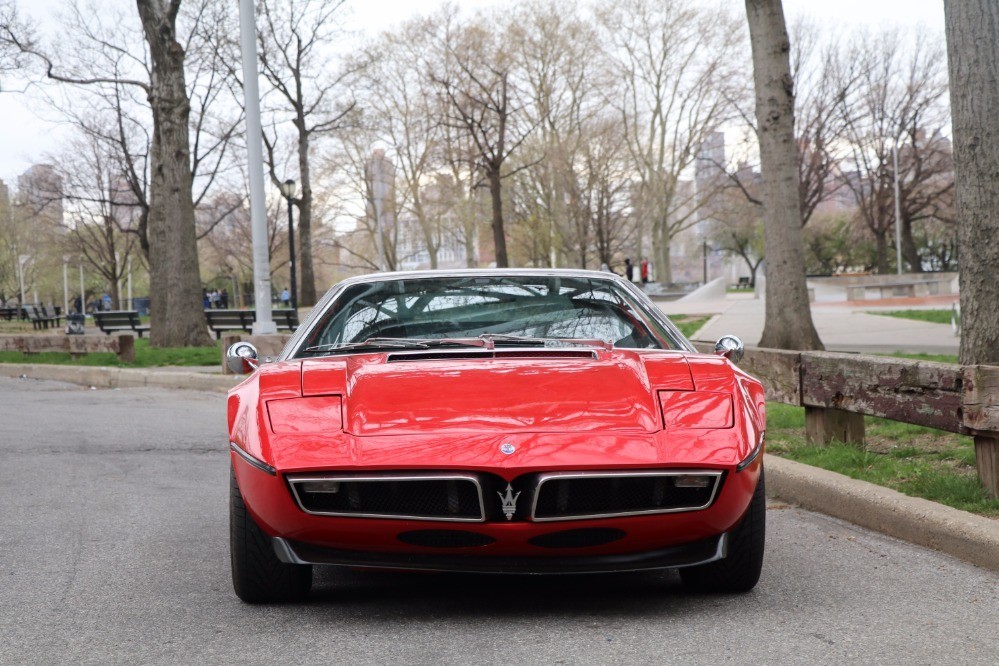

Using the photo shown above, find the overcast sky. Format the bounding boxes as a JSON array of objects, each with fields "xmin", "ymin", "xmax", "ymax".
[{"xmin": 0, "ymin": 0, "xmax": 946, "ymax": 186}]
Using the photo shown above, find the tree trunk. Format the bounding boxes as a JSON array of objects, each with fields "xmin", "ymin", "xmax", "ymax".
[
  {"xmin": 745, "ymin": 0, "xmax": 823, "ymax": 351},
  {"xmin": 874, "ymin": 231, "xmax": 889, "ymax": 274},
  {"xmin": 900, "ymin": 214, "xmax": 923, "ymax": 273},
  {"xmin": 487, "ymin": 165, "xmax": 509, "ymax": 268},
  {"xmin": 136, "ymin": 0, "xmax": 211, "ymax": 348},
  {"xmin": 653, "ymin": 221, "xmax": 672, "ymax": 285},
  {"xmin": 296, "ymin": 125, "xmax": 316, "ymax": 307},
  {"xmin": 944, "ymin": 0, "xmax": 999, "ymax": 365}
]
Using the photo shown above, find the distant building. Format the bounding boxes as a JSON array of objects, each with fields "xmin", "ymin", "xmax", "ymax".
[{"xmin": 16, "ymin": 164, "xmax": 64, "ymax": 229}]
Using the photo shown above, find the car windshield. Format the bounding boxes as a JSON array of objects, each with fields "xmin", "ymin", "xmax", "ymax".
[{"xmin": 296, "ymin": 275, "xmax": 683, "ymax": 355}]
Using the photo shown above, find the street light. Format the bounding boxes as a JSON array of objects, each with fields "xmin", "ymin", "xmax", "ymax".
[
  {"xmin": 279, "ymin": 178, "xmax": 298, "ymax": 311},
  {"xmin": 17, "ymin": 254, "xmax": 31, "ymax": 311}
]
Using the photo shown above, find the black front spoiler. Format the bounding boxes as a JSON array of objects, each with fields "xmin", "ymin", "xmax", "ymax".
[{"xmin": 272, "ymin": 533, "xmax": 728, "ymax": 575}]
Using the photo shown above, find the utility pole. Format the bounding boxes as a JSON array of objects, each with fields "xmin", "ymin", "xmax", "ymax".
[
  {"xmin": 239, "ymin": 0, "xmax": 276, "ymax": 334},
  {"xmin": 370, "ymin": 157, "xmax": 387, "ymax": 272},
  {"xmin": 893, "ymin": 143, "xmax": 903, "ymax": 275}
]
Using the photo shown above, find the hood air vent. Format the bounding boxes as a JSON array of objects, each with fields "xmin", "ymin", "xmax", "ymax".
[{"xmin": 387, "ymin": 349, "xmax": 597, "ymax": 363}]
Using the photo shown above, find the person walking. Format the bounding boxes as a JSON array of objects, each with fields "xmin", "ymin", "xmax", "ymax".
[
  {"xmin": 624, "ymin": 257, "xmax": 634, "ymax": 282},
  {"xmin": 280, "ymin": 287, "xmax": 290, "ymax": 307},
  {"xmin": 220, "ymin": 288, "xmax": 229, "ymax": 309},
  {"xmin": 641, "ymin": 258, "xmax": 650, "ymax": 285}
]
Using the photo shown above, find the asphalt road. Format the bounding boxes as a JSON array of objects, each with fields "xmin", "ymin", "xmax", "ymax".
[{"xmin": 1, "ymin": 376, "xmax": 996, "ymax": 665}]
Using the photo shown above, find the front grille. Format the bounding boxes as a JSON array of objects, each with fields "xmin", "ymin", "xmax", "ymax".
[
  {"xmin": 288, "ymin": 474, "xmax": 485, "ymax": 522},
  {"xmin": 532, "ymin": 471, "xmax": 721, "ymax": 521}
]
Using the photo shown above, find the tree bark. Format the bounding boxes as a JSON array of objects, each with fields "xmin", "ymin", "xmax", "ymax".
[
  {"xmin": 487, "ymin": 166, "xmax": 509, "ymax": 268},
  {"xmin": 900, "ymin": 214, "xmax": 923, "ymax": 273},
  {"xmin": 944, "ymin": 0, "xmax": 999, "ymax": 365},
  {"xmin": 136, "ymin": 0, "xmax": 211, "ymax": 348},
  {"xmin": 745, "ymin": 0, "xmax": 823, "ymax": 351},
  {"xmin": 295, "ymin": 119, "xmax": 317, "ymax": 307}
]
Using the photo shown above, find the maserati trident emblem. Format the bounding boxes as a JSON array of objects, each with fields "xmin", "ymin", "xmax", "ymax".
[
  {"xmin": 500, "ymin": 443, "xmax": 516, "ymax": 455},
  {"xmin": 497, "ymin": 483, "xmax": 521, "ymax": 520}
]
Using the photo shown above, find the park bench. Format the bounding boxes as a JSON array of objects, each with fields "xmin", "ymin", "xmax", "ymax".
[
  {"xmin": 271, "ymin": 308, "xmax": 300, "ymax": 333},
  {"xmin": 0, "ymin": 306, "xmax": 18, "ymax": 321},
  {"xmin": 23, "ymin": 305, "xmax": 61, "ymax": 331},
  {"xmin": 205, "ymin": 308, "xmax": 299, "ymax": 339},
  {"xmin": 205, "ymin": 309, "xmax": 256, "ymax": 339},
  {"xmin": 93, "ymin": 310, "xmax": 151, "ymax": 338},
  {"xmin": 42, "ymin": 305, "xmax": 63, "ymax": 328}
]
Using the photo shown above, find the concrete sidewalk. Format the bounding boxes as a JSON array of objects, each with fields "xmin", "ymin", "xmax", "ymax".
[{"xmin": 656, "ymin": 295, "xmax": 959, "ymax": 355}]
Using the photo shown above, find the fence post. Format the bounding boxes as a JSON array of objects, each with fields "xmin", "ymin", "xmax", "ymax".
[
  {"xmin": 973, "ymin": 437, "xmax": 998, "ymax": 499},
  {"xmin": 115, "ymin": 334, "xmax": 135, "ymax": 363},
  {"xmin": 804, "ymin": 406, "xmax": 866, "ymax": 446}
]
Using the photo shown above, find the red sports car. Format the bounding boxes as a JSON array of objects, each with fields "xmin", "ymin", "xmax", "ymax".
[{"xmin": 226, "ymin": 270, "xmax": 766, "ymax": 602}]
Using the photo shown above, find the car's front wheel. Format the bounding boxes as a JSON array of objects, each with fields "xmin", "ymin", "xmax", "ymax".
[
  {"xmin": 679, "ymin": 467, "xmax": 765, "ymax": 593},
  {"xmin": 230, "ymin": 468, "xmax": 312, "ymax": 603}
]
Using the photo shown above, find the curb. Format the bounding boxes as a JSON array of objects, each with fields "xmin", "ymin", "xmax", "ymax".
[
  {"xmin": 765, "ymin": 454, "xmax": 999, "ymax": 571},
  {"xmin": 2, "ymin": 364, "xmax": 995, "ymax": 571},
  {"xmin": 0, "ymin": 363, "xmax": 238, "ymax": 393}
]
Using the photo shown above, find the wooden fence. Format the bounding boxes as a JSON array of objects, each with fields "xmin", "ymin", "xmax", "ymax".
[
  {"xmin": 0, "ymin": 333, "xmax": 135, "ymax": 362},
  {"xmin": 704, "ymin": 344, "xmax": 999, "ymax": 497}
]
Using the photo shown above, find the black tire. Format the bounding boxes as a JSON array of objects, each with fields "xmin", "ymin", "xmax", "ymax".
[
  {"xmin": 679, "ymin": 467, "xmax": 766, "ymax": 593},
  {"xmin": 230, "ymin": 468, "xmax": 312, "ymax": 603}
]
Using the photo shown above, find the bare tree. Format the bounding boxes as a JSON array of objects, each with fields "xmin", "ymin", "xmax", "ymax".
[
  {"xmin": 598, "ymin": 0, "xmax": 744, "ymax": 284},
  {"xmin": 744, "ymin": 0, "xmax": 823, "ymax": 350},
  {"xmin": 358, "ymin": 17, "xmax": 446, "ymax": 268},
  {"xmin": 56, "ymin": 130, "xmax": 141, "ymax": 309},
  {"xmin": 428, "ymin": 9, "xmax": 536, "ymax": 268},
  {"xmin": 253, "ymin": 0, "xmax": 358, "ymax": 305},
  {"xmin": 838, "ymin": 29, "xmax": 950, "ymax": 273},
  {"xmin": 506, "ymin": 0, "xmax": 600, "ymax": 268},
  {"xmin": 944, "ymin": 0, "xmax": 999, "ymax": 369},
  {"xmin": 2, "ymin": 0, "xmax": 229, "ymax": 346}
]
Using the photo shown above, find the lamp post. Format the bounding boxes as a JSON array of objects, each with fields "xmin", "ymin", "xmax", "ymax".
[
  {"xmin": 17, "ymin": 254, "xmax": 30, "ymax": 311},
  {"xmin": 893, "ymin": 142, "xmax": 903, "ymax": 275},
  {"xmin": 279, "ymin": 179, "xmax": 298, "ymax": 311}
]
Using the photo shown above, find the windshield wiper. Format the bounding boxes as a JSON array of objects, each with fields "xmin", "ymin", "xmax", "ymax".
[{"xmin": 477, "ymin": 333, "xmax": 613, "ymax": 350}]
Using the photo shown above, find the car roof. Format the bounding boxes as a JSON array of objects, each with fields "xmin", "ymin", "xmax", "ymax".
[{"xmin": 330, "ymin": 268, "xmax": 627, "ymax": 289}]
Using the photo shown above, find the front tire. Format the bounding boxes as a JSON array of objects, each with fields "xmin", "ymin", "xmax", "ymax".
[
  {"xmin": 679, "ymin": 467, "xmax": 766, "ymax": 593},
  {"xmin": 230, "ymin": 468, "xmax": 312, "ymax": 603}
]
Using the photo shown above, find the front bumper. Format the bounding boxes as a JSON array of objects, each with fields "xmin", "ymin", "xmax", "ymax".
[
  {"xmin": 231, "ymin": 445, "xmax": 762, "ymax": 567},
  {"xmin": 272, "ymin": 532, "xmax": 728, "ymax": 574}
]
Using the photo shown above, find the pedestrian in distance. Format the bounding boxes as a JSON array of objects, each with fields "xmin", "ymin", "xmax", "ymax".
[
  {"xmin": 202, "ymin": 289, "xmax": 210, "ymax": 310},
  {"xmin": 220, "ymin": 288, "xmax": 229, "ymax": 309},
  {"xmin": 641, "ymin": 258, "xmax": 650, "ymax": 285},
  {"xmin": 624, "ymin": 257, "xmax": 634, "ymax": 282},
  {"xmin": 281, "ymin": 287, "xmax": 291, "ymax": 307}
]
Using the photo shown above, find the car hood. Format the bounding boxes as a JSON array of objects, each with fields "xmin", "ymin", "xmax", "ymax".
[{"xmin": 300, "ymin": 350, "xmax": 693, "ymax": 436}]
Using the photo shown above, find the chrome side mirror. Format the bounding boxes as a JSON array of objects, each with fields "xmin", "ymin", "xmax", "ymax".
[
  {"xmin": 226, "ymin": 341, "xmax": 260, "ymax": 374},
  {"xmin": 714, "ymin": 335, "xmax": 744, "ymax": 364}
]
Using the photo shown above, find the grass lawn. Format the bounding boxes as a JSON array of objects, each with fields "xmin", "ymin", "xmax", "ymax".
[
  {"xmin": 0, "ymin": 338, "xmax": 220, "ymax": 368},
  {"xmin": 869, "ymin": 309, "xmax": 953, "ymax": 325},
  {"xmin": 884, "ymin": 351, "xmax": 959, "ymax": 364},
  {"xmin": 667, "ymin": 315, "xmax": 712, "ymax": 339},
  {"xmin": 766, "ymin": 402, "xmax": 998, "ymax": 517}
]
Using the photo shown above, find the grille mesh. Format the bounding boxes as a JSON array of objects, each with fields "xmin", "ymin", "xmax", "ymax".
[
  {"xmin": 533, "ymin": 474, "xmax": 717, "ymax": 520},
  {"xmin": 293, "ymin": 478, "xmax": 482, "ymax": 520}
]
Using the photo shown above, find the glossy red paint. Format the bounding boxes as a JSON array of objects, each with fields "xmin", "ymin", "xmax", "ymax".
[
  {"xmin": 227, "ymin": 347, "xmax": 766, "ymax": 561},
  {"xmin": 659, "ymin": 391, "xmax": 734, "ymax": 429},
  {"xmin": 267, "ymin": 396, "xmax": 343, "ymax": 434}
]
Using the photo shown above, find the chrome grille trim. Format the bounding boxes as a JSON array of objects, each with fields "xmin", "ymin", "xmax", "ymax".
[
  {"xmin": 287, "ymin": 472, "xmax": 487, "ymax": 522},
  {"xmin": 529, "ymin": 469, "xmax": 723, "ymax": 522}
]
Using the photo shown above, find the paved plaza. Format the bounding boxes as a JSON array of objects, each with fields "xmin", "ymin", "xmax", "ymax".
[{"xmin": 655, "ymin": 294, "xmax": 960, "ymax": 355}]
